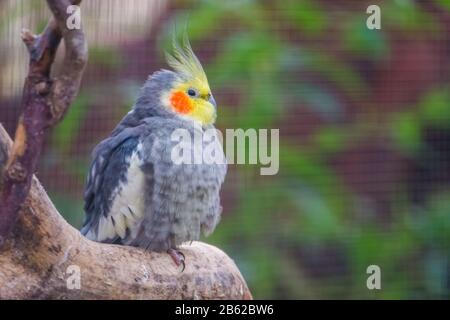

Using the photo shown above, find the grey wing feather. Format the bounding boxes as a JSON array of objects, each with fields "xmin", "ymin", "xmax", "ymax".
[{"xmin": 81, "ymin": 127, "xmax": 142, "ymax": 242}]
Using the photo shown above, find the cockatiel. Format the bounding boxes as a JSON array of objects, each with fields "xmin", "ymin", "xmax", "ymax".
[{"xmin": 81, "ymin": 37, "xmax": 227, "ymax": 269}]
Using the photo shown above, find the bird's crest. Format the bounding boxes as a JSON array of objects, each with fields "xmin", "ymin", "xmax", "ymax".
[{"xmin": 165, "ymin": 34, "xmax": 208, "ymax": 84}]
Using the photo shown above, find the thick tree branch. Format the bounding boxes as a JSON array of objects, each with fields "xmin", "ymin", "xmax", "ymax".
[
  {"xmin": 46, "ymin": 0, "xmax": 88, "ymax": 122},
  {"xmin": 0, "ymin": 0, "xmax": 87, "ymax": 244},
  {"xmin": 0, "ymin": 125, "xmax": 252, "ymax": 299}
]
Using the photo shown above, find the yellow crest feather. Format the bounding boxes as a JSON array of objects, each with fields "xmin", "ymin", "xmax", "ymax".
[{"xmin": 165, "ymin": 34, "xmax": 208, "ymax": 84}]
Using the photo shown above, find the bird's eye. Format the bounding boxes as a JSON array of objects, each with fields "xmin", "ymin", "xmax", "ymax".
[{"xmin": 187, "ymin": 88, "xmax": 197, "ymax": 97}]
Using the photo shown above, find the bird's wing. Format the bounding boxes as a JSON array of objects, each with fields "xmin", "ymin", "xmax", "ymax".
[{"xmin": 81, "ymin": 126, "xmax": 144, "ymax": 243}]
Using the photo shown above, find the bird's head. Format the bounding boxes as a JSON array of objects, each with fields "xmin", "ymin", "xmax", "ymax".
[
  {"xmin": 134, "ymin": 36, "xmax": 217, "ymax": 127},
  {"xmin": 164, "ymin": 38, "xmax": 217, "ymax": 126}
]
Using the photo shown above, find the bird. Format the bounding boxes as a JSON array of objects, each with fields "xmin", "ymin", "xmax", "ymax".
[{"xmin": 80, "ymin": 36, "xmax": 227, "ymax": 270}]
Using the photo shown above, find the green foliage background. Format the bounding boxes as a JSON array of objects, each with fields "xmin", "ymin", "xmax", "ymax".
[{"xmin": 1, "ymin": 0, "xmax": 449, "ymax": 299}]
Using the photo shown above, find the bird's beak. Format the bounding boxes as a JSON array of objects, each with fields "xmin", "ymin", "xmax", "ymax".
[{"xmin": 209, "ymin": 95, "xmax": 217, "ymax": 108}]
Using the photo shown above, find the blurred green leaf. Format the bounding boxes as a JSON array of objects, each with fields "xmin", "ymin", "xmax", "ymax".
[
  {"xmin": 51, "ymin": 193, "xmax": 84, "ymax": 228},
  {"xmin": 391, "ymin": 111, "xmax": 422, "ymax": 154},
  {"xmin": 315, "ymin": 127, "xmax": 349, "ymax": 154},
  {"xmin": 384, "ymin": 0, "xmax": 440, "ymax": 32},
  {"xmin": 300, "ymin": 48, "xmax": 368, "ymax": 97},
  {"xmin": 161, "ymin": 7, "xmax": 223, "ymax": 42},
  {"xmin": 419, "ymin": 87, "xmax": 450, "ymax": 128},
  {"xmin": 434, "ymin": 0, "xmax": 450, "ymax": 11},
  {"xmin": 279, "ymin": 0, "xmax": 328, "ymax": 34},
  {"xmin": 280, "ymin": 145, "xmax": 349, "ymax": 217},
  {"xmin": 424, "ymin": 250, "xmax": 448, "ymax": 297},
  {"xmin": 294, "ymin": 84, "xmax": 344, "ymax": 121},
  {"xmin": 52, "ymin": 94, "xmax": 90, "ymax": 154},
  {"xmin": 281, "ymin": 145, "xmax": 340, "ymax": 192},
  {"xmin": 210, "ymin": 182, "xmax": 286, "ymax": 243},
  {"xmin": 211, "ymin": 32, "xmax": 283, "ymax": 82},
  {"xmin": 90, "ymin": 46, "xmax": 122, "ymax": 69},
  {"xmin": 288, "ymin": 185, "xmax": 343, "ymax": 240},
  {"xmin": 343, "ymin": 18, "xmax": 389, "ymax": 59}
]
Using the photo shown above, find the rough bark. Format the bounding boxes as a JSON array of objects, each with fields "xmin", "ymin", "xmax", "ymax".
[{"xmin": 0, "ymin": 126, "xmax": 251, "ymax": 299}]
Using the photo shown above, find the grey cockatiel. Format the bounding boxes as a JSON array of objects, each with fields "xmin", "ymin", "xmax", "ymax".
[{"xmin": 81, "ymin": 38, "xmax": 226, "ymax": 268}]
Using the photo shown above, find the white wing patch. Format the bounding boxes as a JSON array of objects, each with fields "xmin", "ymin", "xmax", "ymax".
[{"xmin": 95, "ymin": 143, "xmax": 146, "ymax": 242}]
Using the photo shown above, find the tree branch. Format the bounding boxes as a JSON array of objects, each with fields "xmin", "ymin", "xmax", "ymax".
[{"xmin": 0, "ymin": 0, "xmax": 87, "ymax": 244}]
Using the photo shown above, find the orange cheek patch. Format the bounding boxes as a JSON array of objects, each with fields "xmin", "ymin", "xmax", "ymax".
[{"xmin": 170, "ymin": 91, "xmax": 193, "ymax": 114}]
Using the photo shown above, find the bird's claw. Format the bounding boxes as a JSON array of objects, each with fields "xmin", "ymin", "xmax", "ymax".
[{"xmin": 167, "ymin": 248, "xmax": 185, "ymax": 272}]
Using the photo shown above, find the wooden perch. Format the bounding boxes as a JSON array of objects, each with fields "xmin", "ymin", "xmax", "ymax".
[{"xmin": 0, "ymin": 0, "xmax": 251, "ymax": 299}]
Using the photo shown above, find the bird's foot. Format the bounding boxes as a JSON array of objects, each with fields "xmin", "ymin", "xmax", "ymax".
[{"xmin": 167, "ymin": 248, "xmax": 185, "ymax": 272}]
